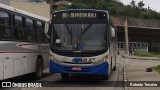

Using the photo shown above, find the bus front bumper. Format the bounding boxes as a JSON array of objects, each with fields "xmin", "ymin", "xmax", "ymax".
[{"xmin": 49, "ymin": 60, "xmax": 109, "ymax": 75}]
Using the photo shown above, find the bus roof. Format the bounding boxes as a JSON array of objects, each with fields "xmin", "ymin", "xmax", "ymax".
[
  {"xmin": 0, "ymin": 3, "xmax": 49, "ymax": 21},
  {"xmin": 52, "ymin": 9, "xmax": 109, "ymax": 14}
]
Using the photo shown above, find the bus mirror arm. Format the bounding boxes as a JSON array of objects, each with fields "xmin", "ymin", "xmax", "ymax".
[{"xmin": 111, "ymin": 27, "xmax": 115, "ymax": 37}]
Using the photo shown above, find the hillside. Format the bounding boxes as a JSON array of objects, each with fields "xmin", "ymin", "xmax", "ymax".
[{"xmin": 50, "ymin": 0, "xmax": 160, "ymax": 20}]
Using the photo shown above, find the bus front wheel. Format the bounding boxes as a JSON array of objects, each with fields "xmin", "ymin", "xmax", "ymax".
[
  {"xmin": 61, "ymin": 73, "xmax": 69, "ymax": 80},
  {"xmin": 112, "ymin": 66, "xmax": 116, "ymax": 71}
]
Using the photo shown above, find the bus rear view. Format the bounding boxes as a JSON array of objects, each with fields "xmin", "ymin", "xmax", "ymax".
[{"xmin": 45, "ymin": 9, "xmax": 117, "ymax": 80}]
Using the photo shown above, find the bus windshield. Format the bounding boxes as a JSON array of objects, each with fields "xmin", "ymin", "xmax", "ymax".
[{"xmin": 51, "ymin": 24, "xmax": 107, "ymax": 51}]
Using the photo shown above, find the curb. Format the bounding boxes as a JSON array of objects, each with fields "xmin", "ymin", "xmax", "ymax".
[
  {"xmin": 122, "ymin": 54, "xmax": 160, "ymax": 60},
  {"xmin": 123, "ymin": 67, "xmax": 128, "ymax": 90}
]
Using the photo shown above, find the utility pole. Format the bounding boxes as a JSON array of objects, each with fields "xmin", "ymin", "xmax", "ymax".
[{"xmin": 124, "ymin": 18, "xmax": 129, "ymax": 54}]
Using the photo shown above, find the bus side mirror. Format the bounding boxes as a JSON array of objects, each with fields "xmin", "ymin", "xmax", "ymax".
[
  {"xmin": 111, "ymin": 27, "xmax": 115, "ymax": 37},
  {"xmin": 44, "ymin": 21, "xmax": 50, "ymax": 38}
]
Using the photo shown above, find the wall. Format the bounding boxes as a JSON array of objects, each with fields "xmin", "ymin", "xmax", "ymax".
[
  {"xmin": 10, "ymin": 0, "xmax": 50, "ymax": 18},
  {"xmin": 0, "ymin": 0, "xmax": 10, "ymax": 5}
]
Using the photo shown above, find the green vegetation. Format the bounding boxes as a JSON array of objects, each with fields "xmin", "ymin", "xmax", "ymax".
[
  {"xmin": 134, "ymin": 51, "xmax": 160, "ymax": 57},
  {"xmin": 47, "ymin": 0, "xmax": 160, "ymax": 20},
  {"xmin": 152, "ymin": 65, "xmax": 160, "ymax": 73}
]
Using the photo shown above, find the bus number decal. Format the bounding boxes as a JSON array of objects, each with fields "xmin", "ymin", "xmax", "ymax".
[{"xmin": 82, "ymin": 58, "xmax": 95, "ymax": 63}]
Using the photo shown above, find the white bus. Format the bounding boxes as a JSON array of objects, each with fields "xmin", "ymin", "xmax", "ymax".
[
  {"xmin": 0, "ymin": 3, "xmax": 49, "ymax": 80},
  {"xmin": 45, "ymin": 9, "xmax": 118, "ymax": 80}
]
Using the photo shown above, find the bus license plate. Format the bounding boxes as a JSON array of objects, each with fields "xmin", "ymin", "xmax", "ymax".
[{"xmin": 72, "ymin": 67, "xmax": 82, "ymax": 71}]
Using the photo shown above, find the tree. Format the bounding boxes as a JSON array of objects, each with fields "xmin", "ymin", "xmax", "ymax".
[
  {"xmin": 148, "ymin": 5, "xmax": 150, "ymax": 10},
  {"xmin": 45, "ymin": 0, "xmax": 51, "ymax": 3},
  {"xmin": 45, "ymin": 0, "xmax": 59, "ymax": 3},
  {"xmin": 130, "ymin": 0, "xmax": 136, "ymax": 8},
  {"xmin": 138, "ymin": 1, "xmax": 145, "ymax": 10}
]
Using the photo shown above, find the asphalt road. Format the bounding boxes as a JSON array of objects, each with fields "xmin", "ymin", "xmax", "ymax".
[{"xmin": 0, "ymin": 55, "xmax": 124, "ymax": 90}]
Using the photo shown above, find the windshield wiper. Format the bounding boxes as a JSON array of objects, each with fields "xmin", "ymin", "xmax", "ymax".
[
  {"xmin": 65, "ymin": 24, "xmax": 72, "ymax": 43},
  {"xmin": 75, "ymin": 24, "xmax": 93, "ymax": 50},
  {"xmin": 65, "ymin": 24, "xmax": 72, "ymax": 36},
  {"xmin": 81, "ymin": 24, "xmax": 92, "ymax": 35}
]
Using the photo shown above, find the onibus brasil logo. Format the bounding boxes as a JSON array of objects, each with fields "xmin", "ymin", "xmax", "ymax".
[{"xmin": 1, "ymin": 82, "xmax": 42, "ymax": 88}]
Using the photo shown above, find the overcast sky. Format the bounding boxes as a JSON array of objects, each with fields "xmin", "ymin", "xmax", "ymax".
[{"xmin": 119, "ymin": 0, "xmax": 160, "ymax": 12}]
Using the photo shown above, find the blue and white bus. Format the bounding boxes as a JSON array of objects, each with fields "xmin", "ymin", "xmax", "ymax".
[{"xmin": 45, "ymin": 9, "xmax": 118, "ymax": 80}]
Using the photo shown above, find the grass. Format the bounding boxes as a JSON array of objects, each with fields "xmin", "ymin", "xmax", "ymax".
[
  {"xmin": 134, "ymin": 51, "xmax": 160, "ymax": 58},
  {"xmin": 152, "ymin": 65, "xmax": 160, "ymax": 73}
]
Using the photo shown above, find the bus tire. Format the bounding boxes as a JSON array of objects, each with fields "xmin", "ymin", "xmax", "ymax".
[
  {"xmin": 102, "ymin": 75, "xmax": 109, "ymax": 80},
  {"xmin": 112, "ymin": 59, "xmax": 117, "ymax": 71},
  {"xmin": 61, "ymin": 73, "xmax": 69, "ymax": 80},
  {"xmin": 35, "ymin": 58, "xmax": 43, "ymax": 80},
  {"xmin": 112, "ymin": 66, "xmax": 116, "ymax": 71}
]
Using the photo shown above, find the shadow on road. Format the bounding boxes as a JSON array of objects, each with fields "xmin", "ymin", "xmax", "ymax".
[
  {"xmin": 41, "ymin": 74, "xmax": 120, "ymax": 87},
  {"xmin": 0, "ymin": 72, "xmax": 52, "ymax": 83}
]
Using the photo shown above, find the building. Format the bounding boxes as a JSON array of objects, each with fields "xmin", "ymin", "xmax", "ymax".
[{"xmin": 112, "ymin": 17, "xmax": 160, "ymax": 52}]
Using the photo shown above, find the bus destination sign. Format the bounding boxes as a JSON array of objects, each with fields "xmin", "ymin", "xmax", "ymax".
[
  {"xmin": 52, "ymin": 11, "xmax": 108, "ymax": 23},
  {"xmin": 62, "ymin": 13, "xmax": 100, "ymax": 19}
]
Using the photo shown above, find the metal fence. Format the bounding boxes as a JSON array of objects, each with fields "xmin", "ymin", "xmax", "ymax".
[{"xmin": 118, "ymin": 42, "xmax": 148, "ymax": 52}]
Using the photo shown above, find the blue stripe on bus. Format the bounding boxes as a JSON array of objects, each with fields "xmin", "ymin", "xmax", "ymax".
[{"xmin": 49, "ymin": 60, "xmax": 109, "ymax": 75}]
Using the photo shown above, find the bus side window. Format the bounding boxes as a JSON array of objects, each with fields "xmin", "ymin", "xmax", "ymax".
[
  {"xmin": 14, "ymin": 15, "xmax": 23, "ymax": 41},
  {"xmin": 26, "ymin": 18, "xmax": 35, "ymax": 42},
  {"xmin": 37, "ymin": 21, "xmax": 43, "ymax": 42},
  {"xmin": 0, "ymin": 11, "xmax": 11, "ymax": 40}
]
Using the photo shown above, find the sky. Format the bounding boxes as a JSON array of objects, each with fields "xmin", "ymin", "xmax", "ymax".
[{"xmin": 119, "ymin": 0, "xmax": 160, "ymax": 12}]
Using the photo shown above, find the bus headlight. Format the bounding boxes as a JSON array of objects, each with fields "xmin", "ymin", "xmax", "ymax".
[
  {"xmin": 50, "ymin": 54, "xmax": 54, "ymax": 60},
  {"xmin": 102, "ymin": 55, "xmax": 108, "ymax": 61},
  {"xmin": 51, "ymin": 58, "xmax": 62, "ymax": 64},
  {"xmin": 50, "ymin": 54, "xmax": 62, "ymax": 64},
  {"xmin": 93, "ymin": 55, "xmax": 108, "ymax": 65}
]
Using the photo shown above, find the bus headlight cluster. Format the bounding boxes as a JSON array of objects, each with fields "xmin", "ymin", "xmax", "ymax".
[
  {"xmin": 50, "ymin": 54, "xmax": 62, "ymax": 64},
  {"xmin": 51, "ymin": 58, "xmax": 62, "ymax": 64},
  {"xmin": 92, "ymin": 55, "xmax": 108, "ymax": 65},
  {"xmin": 50, "ymin": 54, "xmax": 54, "ymax": 60},
  {"xmin": 92, "ymin": 59, "xmax": 105, "ymax": 65}
]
